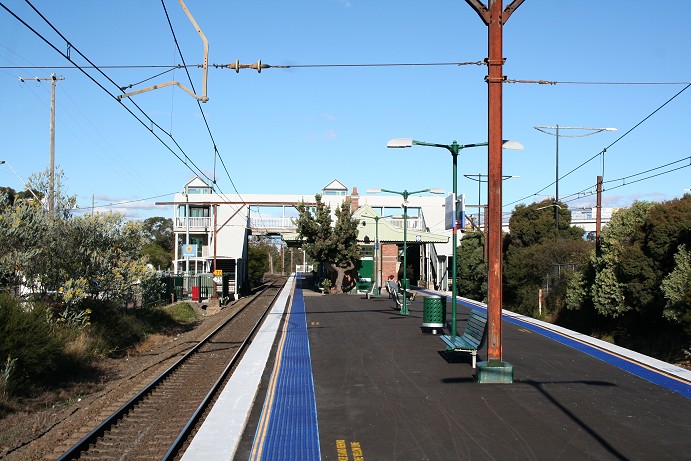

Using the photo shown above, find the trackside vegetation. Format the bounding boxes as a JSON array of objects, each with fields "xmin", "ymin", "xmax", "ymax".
[
  {"xmin": 0, "ymin": 170, "xmax": 194, "ymax": 406},
  {"xmin": 456, "ymin": 196, "xmax": 690, "ymax": 365}
]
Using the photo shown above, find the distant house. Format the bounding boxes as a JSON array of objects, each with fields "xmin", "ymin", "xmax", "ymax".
[{"xmin": 164, "ymin": 177, "xmax": 611, "ymax": 299}]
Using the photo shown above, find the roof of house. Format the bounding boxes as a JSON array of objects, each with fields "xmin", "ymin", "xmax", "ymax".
[{"xmin": 282, "ymin": 204, "xmax": 448, "ymax": 246}]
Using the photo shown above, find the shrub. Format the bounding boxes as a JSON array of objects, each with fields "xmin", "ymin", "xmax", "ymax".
[{"xmin": 0, "ymin": 294, "xmax": 65, "ymax": 396}]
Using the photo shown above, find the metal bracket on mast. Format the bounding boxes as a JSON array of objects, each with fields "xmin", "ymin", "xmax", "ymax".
[{"xmin": 117, "ymin": 0, "xmax": 209, "ymax": 102}]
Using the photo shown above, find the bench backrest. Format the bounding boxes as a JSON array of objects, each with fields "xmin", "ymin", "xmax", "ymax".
[{"xmin": 462, "ymin": 310, "xmax": 488, "ymax": 348}]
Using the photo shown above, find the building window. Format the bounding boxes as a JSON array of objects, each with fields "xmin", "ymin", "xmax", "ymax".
[
  {"xmin": 187, "ymin": 187, "xmax": 211, "ymax": 194},
  {"xmin": 190, "ymin": 206, "xmax": 210, "ymax": 217},
  {"xmin": 360, "ymin": 245, "xmax": 374, "ymax": 258},
  {"xmin": 323, "ymin": 190, "xmax": 346, "ymax": 196}
]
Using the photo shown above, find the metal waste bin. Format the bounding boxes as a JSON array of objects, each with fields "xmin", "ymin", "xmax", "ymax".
[{"xmin": 422, "ymin": 295, "xmax": 446, "ymax": 332}]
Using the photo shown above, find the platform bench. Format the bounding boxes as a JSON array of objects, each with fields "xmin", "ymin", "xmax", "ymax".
[{"xmin": 439, "ymin": 309, "xmax": 488, "ymax": 368}]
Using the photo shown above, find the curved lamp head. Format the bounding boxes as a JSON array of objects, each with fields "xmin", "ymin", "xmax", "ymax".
[
  {"xmin": 429, "ymin": 188, "xmax": 445, "ymax": 194},
  {"xmin": 387, "ymin": 138, "xmax": 413, "ymax": 148},
  {"xmin": 501, "ymin": 140, "xmax": 524, "ymax": 150},
  {"xmin": 366, "ymin": 188, "xmax": 382, "ymax": 194}
]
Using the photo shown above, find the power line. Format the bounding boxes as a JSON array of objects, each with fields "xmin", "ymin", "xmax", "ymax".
[
  {"xmin": 506, "ymin": 78, "xmax": 691, "ymax": 85},
  {"xmin": 505, "ymin": 83, "xmax": 691, "ymax": 208},
  {"xmin": 3, "ymin": 0, "xmax": 223, "ymax": 191},
  {"xmin": 71, "ymin": 191, "xmax": 176, "ymax": 213}
]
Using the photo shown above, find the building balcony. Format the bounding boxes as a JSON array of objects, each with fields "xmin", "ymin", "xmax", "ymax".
[{"xmin": 175, "ymin": 217, "xmax": 212, "ymax": 230}]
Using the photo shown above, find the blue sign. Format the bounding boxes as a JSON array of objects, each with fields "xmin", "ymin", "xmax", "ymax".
[{"xmin": 182, "ymin": 244, "xmax": 197, "ymax": 257}]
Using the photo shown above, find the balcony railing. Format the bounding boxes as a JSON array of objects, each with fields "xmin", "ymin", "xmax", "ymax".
[
  {"xmin": 175, "ymin": 217, "xmax": 212, "ymax": 229},
  {"xmin": 249, "ymin": 217, "xmax": 297, "ymax": 229}
]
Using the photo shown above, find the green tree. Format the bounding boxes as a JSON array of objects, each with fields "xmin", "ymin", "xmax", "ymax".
[
  {"xmin": 142, "ymin": 242, "xmax": 173, "ymax": 271},
  {"xmin": 509, "ymin": 199, "xmax": 583, "ymax": 247},
  {"xmin": 143, "ymin": 217, "xmax": 174, "ymax": 253},
  {"xmin": 591, "ymin": 201, "xmax": 654, "ymax": 317},
  {"xmin": 504, "ymin": 200, "xmax": 590, "ymax": 317},
  {"xmin": 660, "ymin": 244, "xmax": 691, "ymax": 325},
  {"xmin": 295, "ymin": 195, "xmax": 360, "ymax": 293},
  {"xmin": 456, "ymin": 231, "xmax": 487, "ymax": 302},
  {"xmin": 141, "ymin": 217, "xmax": 174, "ymax": 270}
]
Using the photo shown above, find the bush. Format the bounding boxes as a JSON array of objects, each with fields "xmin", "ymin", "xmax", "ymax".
[{"xmin": 0, "ymin": 294, "xmax": 65, "ymax": 396}]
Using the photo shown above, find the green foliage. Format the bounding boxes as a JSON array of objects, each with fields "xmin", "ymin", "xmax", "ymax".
[
  {"xmin": 163, "ymin": 302, "xmax": 198, "ymax": 323},
  {"xmin": 248, "ymin": 243, "xmax": 270, "ymax": 287},
  {"xmin": 0, "ymin": 294, "xmax": 64, "ymax": 395},
  {"xmin": 295, "ymin": 195, "xmax": 360, "ymax": 293},
  {"xmin": 661, "ymin": 244, "xmax": 691, "ymax": 323},
  {"xmin": 564, "ymin": 197, "xmax": 691, "ymax": 361},
  {"xmin": 142, "ymin": 217, "xmax": 174, "ymax": 253},
  {"xmin": 140, "ymin": 271, "xmax": 168, "ymax": 307},
  {"xmin": 142, "ymin": 242, "xmax": 173, "ymax": 270},
  {"xmin": 456, "ymin": 231, "xmax": 487, "ymax": 302},
  {"xmin": 509, "ymin": 200, "xmax": 584, "ymax": 247},
  {"xmin": 592, "ymin": 201, "xmax": 655, "ymax": 317},
  {"xmin": 504, "ymin": 201, "xmax": 591, "ymax": 316}
]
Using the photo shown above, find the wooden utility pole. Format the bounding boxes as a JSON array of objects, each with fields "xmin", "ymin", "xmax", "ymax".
[
  {"xmin": 19, "ymin": 74, "xmax": 64, "ymax": 216},
  {"xmin": 596, "ymin": 175, "xmax": 603, "ymax": 256},
  {"xmin": 466, "ymin": 0, "xmax": 524, "ymax": 381}
]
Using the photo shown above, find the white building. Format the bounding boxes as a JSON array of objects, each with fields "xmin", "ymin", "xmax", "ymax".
[{"xmin": 164, "ymin": 177, "xmax": 613, "ymax": 298}]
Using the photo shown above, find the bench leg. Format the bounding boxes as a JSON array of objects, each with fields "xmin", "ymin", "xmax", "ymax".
[{"xmin": 472, "ymin": 351, "xmax": 477, "ymax": 369}]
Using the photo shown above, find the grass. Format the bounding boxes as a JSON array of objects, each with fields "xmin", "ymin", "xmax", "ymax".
[{"xmin": 0, "ymin": 296, "xmax": 199, "ymax": 402}]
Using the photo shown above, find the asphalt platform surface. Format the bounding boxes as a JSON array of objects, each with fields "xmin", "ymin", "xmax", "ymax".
[{"xmin": 302, "ymin": 290, "xmax": 690, "ymax": 461}]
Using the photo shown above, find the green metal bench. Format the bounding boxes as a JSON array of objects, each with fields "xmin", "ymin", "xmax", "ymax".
[{"xmin": 439, "ymin": 309, "xmax": 488, "ymax": 368}]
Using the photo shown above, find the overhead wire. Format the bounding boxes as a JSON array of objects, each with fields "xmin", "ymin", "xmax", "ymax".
[
  {"xmin": 3, "ymin": 0, "xmax": 216, "ymax": 188},
  {"xmin": 159, "ymin": 0, "xmax": 269, "ymax": 234},
  {"xmin": 71, "ymin": 191, "xmax": 177, "ymax": 213},
  {"xmin": 559, "ymin": 155, "xmax": 691, "ymax": 205},
  {"xmin": 505, "ymin": 83, "xmax": 691, "ymax": 208}
]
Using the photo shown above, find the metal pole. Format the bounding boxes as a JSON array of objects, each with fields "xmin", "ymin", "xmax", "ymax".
[
  {"xmin": 374, "ymin": 217, "xmax": 380, "ymax": 296},
  {"xmin": 212, "ymin": 204, "xmax": 218, "ymax": 299},
  {"xmin": 596, "ymin": 175, "xmax": 603, "ymax": 256},
  {"xmin": 486, "ymin": 0, "xmax": 505, "ymax": 363},
  {"xmin": 451, "ymin": 147, "xmax": 459, "ymax": 337},
  {"xmin": 555, "ymin": 124, "xmax": 559, "ymax": 231},
  {"xmin": 402, "ymin": 202, "xmax": 409, "ymax": 315}
]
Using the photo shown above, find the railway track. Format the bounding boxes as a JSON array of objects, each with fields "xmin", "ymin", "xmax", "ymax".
[{"xmin": 56, "ymin": 277, "xmax": 287, "ymax": 461}]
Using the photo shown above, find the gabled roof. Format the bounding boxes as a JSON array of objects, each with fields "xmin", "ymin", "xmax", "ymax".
[
  {"xmin": 184, "ymin": 177, "xmax": 211, "ymax": 188},
  {"xmin": 322, "ymin": 179, "xmax": 348, "ymax": 191},
  {"xmin": 354, "ymin": 205, "xmax": 448, "ymax": 244}
]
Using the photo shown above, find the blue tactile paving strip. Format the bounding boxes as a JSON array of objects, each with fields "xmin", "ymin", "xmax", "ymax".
[
  {"xmin": 249, "ymin": 275, "xmax": 321, "ymax": 461},
  {"xmin": 431, "ymin": 290, "xmax": 691, "ymax": 399}
]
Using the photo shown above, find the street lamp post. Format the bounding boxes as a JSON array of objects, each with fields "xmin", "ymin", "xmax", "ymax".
[
  {"xmin": 367, "ymin": 188, "xmax": 443, "ymax": 315},
  {"xmin": 360, "ymin": 214, "xmax": 389, "ymax": 297},
  {"xmin": 0, "ymin": 161, "xmax": 42, "ymax": 203},
  {"xmin": 387, "ymin": 138, "xmax": 522, "ymax": 338},
  {"xmin": 464, "ymin": 173, "xmax": 519, "ymax": 231},
  {"xmin": 533, "ymin": 125, "xmax": 617, "ymax": 231}
]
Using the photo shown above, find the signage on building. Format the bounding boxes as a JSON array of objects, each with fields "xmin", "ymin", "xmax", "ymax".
[{"xmin": 182, "ymin": 244, "xmax": 197, "ymax": 257}]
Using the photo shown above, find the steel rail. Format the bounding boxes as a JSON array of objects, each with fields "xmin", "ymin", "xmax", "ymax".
[
  {"xmin": 56, "ymin": 278, "xmax": 285, "ymax": 461},
  {"xmin": 162, "ymin": 281, "xmax": 285, "ymax": 459}
]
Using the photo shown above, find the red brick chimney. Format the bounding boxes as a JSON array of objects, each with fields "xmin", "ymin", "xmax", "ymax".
[{"xmin": 350, "ymin": 187, "xmax": 360, "ymax": 212}]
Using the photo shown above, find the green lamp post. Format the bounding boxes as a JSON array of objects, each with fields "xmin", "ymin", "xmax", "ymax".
[
  {"xmin": 367, "ymin": 188, "xmax": 444, "ymax": 315},
  {"xmin": 387, "ymin": 138, "xmax": 522, "ymax": 337},
  {"xmin": 361, "ymin": 213, "xmax": 395, "ymax": 297}
]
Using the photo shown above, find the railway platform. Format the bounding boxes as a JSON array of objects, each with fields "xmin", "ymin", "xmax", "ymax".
[{"xmin": 183, "ymin": 273, "xmax": 691, "ymax": 460}]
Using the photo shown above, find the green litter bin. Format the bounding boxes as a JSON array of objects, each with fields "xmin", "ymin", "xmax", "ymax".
[{"xmin": 422, "ymin": 295, "xmax": 446, "ymax": 332}]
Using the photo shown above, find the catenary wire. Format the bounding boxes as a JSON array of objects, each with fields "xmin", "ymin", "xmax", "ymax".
[
  {"xmin": 504, "ymin": 83, "xmax": 691, "ymax": 208},
  {"xmin": 4, "ymin": 1, "xmax": 215, "ymax": 188}
]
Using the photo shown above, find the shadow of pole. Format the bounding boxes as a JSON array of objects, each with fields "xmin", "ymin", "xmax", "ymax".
[{"xmin": 524, "ymin": 379, "xmax": 629, "ymax": 461}]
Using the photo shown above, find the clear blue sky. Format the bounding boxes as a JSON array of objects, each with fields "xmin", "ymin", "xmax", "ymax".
[{"xmin": 1, "ymin": 1, "xmax": 690, "ymax": 220}]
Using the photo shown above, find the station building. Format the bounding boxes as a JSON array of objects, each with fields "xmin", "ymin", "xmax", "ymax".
[{"xmin": 165, "ymin": 177, "xmax": 614, "ymax": 300}]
